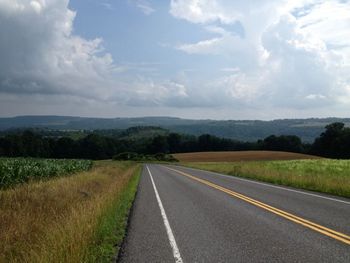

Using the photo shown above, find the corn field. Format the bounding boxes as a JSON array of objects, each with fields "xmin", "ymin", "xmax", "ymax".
[{"xmin": 0, "ymin": 158, "xmax": 93, "ymax": 189}]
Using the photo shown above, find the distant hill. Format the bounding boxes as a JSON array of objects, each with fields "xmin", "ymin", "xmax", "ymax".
[{"xmin": 1, "ymin": 115, "xmax": 349, "ymax": 142}]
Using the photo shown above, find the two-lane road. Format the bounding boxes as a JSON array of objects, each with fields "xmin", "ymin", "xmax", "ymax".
[{"xmin": 119, "ymin": 164, "xmax": 350, "ymax": 262}]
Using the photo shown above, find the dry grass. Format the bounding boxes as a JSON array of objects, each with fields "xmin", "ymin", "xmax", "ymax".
[
  {"xmin": 0, "ymin": 161, "xmax": 140, "ymax": 263},
  {"xmin": 174, "ymin": 151, "xmax": 321, "ymax": 162}
]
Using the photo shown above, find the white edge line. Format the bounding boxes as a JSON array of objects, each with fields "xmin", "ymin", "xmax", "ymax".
[
  {"xmin": 146, "ymin": 166, "xmax": 183, "ymax": 263},
  {"xmin": 172, "ymin": 165, "xmax": 350, "ymax": 205}
]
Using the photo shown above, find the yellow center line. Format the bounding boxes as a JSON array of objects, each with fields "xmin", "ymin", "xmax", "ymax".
[{"xmin": 164, "ymin": 166, "xmax": 350, "ymax": 245}]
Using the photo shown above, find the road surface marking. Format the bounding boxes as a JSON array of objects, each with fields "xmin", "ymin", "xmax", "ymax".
[
  {"xmin": 147, "ymin": 166, "xmax": 183, "ymax": 263},
  {"xmin": 180, "ymin": 166, "xmax": 350, "ymax": 205},
  {"xmin": 165, "ymin": 166, "xmax": 350, "ymax": 245}
]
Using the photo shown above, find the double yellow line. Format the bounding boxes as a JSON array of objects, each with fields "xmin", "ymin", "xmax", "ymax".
[{"xmin": 165, "ymin": 166, "xmax": 350, "ymax": 245}]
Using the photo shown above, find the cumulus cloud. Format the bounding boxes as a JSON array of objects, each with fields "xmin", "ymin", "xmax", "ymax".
[
  {"xmin": 1, "ymin": 0, "xmax": 349, "ymax": 118},
  {"xmin": 0, "ymin": 0, "xmax": 118, "ymax": 100},
  {"xmin": 170, "ymin": 0, "xmax": 350, "ymax": 109},
  {"xmin": 0, "ymin": 0, "xmax": 178, "ymax": 109}
]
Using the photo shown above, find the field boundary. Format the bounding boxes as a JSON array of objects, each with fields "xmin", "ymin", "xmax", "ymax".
[{"xmin": 173, "ymin": 151, "xmax": 321, "ymax": 163}]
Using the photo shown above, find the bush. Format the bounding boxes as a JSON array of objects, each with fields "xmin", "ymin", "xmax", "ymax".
[
  {"xmin": 112, "ymin": 152, "xmax": 139, "ymax": 161},
  {"xmin": 112, "ymin": 152, "xmax": 178, "ymax": 162}
]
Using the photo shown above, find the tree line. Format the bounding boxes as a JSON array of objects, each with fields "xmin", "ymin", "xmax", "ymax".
[{"xmin": 0, "ymin": 122, "xmax": 349, "ymax": 159}]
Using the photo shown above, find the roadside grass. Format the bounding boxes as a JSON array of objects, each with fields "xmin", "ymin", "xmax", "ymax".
[
  {"xmin": 182, "ymin": 159, "xmax": 350, "ymax": 198},
  {"xmin": 88, "ymin": 165, "xmax": 141, "ymax": 262},
  {"xmin": 0, "ymin": 160, "xmax": 141, "ymax": 263}
]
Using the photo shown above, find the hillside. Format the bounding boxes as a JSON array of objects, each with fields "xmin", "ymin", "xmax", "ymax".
[{"xmin": 1, "ymin": 116, "xmax": 349, "ymax": 142}]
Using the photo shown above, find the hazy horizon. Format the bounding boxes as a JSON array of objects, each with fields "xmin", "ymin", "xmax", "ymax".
[
  {"xmin": 1, "ymin": 114, "xmax": 350, "ymax": 123},
  {"xmin": 1, "ymin": 0, "xmax": 349, "ymax": 119}
]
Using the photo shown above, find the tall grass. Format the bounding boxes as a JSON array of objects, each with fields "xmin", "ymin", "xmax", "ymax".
[
  {"xmin": 0, "ymin": 161, "xmax": 140, "ymax": 262},
  {"xmin": 88, "ymin": 165, "xmax": 141, "ymax": 262},
  {"xmin": 183, "ymin": 159, "xmax": 350, "ymax": 198}
]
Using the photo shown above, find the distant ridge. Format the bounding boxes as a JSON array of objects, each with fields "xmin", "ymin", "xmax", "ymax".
[{"xmin": 0, "ymin": 115, "xmax": 349, "ymax": 142}]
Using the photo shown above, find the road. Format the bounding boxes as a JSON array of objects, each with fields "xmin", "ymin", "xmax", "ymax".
[{"xmin": 118, "ymin": 164, "xmax": 350, "ymax": 262}]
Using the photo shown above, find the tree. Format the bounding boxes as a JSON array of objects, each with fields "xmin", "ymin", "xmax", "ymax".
[
  {"xmin": 167, "ymin": 133, "xmax": 181, "ymax": 153},
  {"xmin": 79, "ymin": 134, "xmax": 109, "ymax": 160},
  {"xmin": 311, "ymin": 122, "xmax": 350, "ymax": 158},
  {"xmin": 262, "ymin": 135, "xmax": 302, "ymax": 153},
  {"xmin": 53, "ymin": 137, "xmax": 77, "ymax": 158},
  {"xmin": 150, "ymin": 136, "xmax": 169, "ymax": 154}
]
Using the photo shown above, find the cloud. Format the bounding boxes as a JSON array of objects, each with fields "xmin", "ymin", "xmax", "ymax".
[
  {"xmin": 121, "ymin": 79, "xmax": 188, "ymax": 107},
  {"xmin": 170, "ymin": 0, "xmax": 240, "ymax": 24},
  {"xmin": 100, "ymin": 2, "xmax": 113, "ymax": 11},
  {"xmin": 0, "ymin": 0, "xmax": 172, "ymax": 108},
  {"xmin": 170, "ymin": 0, "xmax": 350, "ymax": 109},
  {"xmin": 1, "ymin": 0, "xmax": 349, "ymax": 119},
  {"xmin": 0, "ymin": 0, "xmax": 118, "ymax": 101},
  {"xmin": 131, "ymin": 0, "xmax": 155, "ymax": 15}
]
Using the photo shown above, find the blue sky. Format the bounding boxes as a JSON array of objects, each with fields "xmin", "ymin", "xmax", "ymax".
[
  {"xmin": 0, "ymin": 0, "xmax": 350, "ymax": 119},
  {"xmin": 68, "ymin": 0, "xmax": 239, "ymax": 83}
]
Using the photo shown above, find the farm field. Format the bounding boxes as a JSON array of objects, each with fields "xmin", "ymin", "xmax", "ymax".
[
  {"xmin": 0, "ymin": 160, "xmax": 140, "ymax": 263},
  {"xmin": 0, "ymin": 158, "xmax": 92, "ymax": 189},
  {"xmin": 182, "ymin": 159, "xmax": 350, "ymax": 198},
  {"xmin": 173, "ymin": 151, "xmax": 321, "ymax": 162}
]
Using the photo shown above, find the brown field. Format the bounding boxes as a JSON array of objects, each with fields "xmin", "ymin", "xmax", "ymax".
[{"xmin": 173, "ymin": 151, "xmax": 321, "ymax": 162}]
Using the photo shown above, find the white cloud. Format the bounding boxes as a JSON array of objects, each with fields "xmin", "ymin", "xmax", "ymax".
[
  {"xmin": 170, "ymin": 0, "xmax": 350, "ymax": 109},
  {"xmin": 131, "ymin": 0, "xmax": 155, "ymax": 15},
  {"xmin": 0, "ymin": 0, "xmax": 175, "ymax": 109},
  {"xmin": 305, "ymin": 94, "xmax": 326, "ymax": 100},
  {"xmin": 170, "ymin": 0, "xmax": 241, "ymax": 24},
  {"xmin": 0, "ymin": 0, "xmax": 118, "ymax": 101},
  {"xmin": 1, "ymin": 0, "xmax": 349, "ymax": 119},
  {"xmin": 122, "ymin": 78, "xmax": 188, "ymax": 107},
  {"xmin": 30, "ymin": 1, "xmax": 43, "ymax": 13}
]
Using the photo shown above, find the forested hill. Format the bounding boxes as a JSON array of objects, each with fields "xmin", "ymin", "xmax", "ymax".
[{"xmin": 1, "ymin": 116, "xmax": 349, "ymax": 142}]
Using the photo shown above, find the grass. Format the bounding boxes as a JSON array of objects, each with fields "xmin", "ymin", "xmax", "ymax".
[
  {"xmin": 0, "ymin": 160, "xmax": 140, "ymax": 263},
  {"xmin": 182, "ymin": 159, "xmax": 350, "ymax": 198},
  {"xmin": 88, "ymin": 165, "xmax": 141, "ymax": 262},
  {"xmin": 173, "ymin": 151, "xmax": 320, "ymax": 162}
]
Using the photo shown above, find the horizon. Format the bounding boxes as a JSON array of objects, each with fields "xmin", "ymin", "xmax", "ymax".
[
  {"xmin": 1, "ymin": 1, "xmax": 350, "ymax": 119},
  {"xmin": 1, "ymin": 114, "xmax": 350, "ymax": 122}
]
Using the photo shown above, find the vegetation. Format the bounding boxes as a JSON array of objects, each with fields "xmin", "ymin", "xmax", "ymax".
[
  {"xmin": 310, "ymin": 122, "xmax": 350, "ymax": 158},
  {"xmin": 0, "ymin": 161, "xmax": 140, "ymax": 262},
  {"xmin": 113, "ymin": 152, "xmax": 178, "ymax": 162},
  {"xmin": 1, "ymin": 115, "xmax": 350, "ymax": 142},
  {"xmin": 183, "ymin": 159, "xmax": 350, "ymax": 197},
  {"xmin": 174, "ymin": 151, "xmax": 320, "ymax": 162},
  {"xmin": 0, "ymin": 158, "xmax": 92, "ymax": 189},
  {"xmin": 0, "ymin": 122, "xmax": 349, "ymax": 159},
  {"xmin": 88, "ymin": 163, "xmax": 140, "ymax": 262}
]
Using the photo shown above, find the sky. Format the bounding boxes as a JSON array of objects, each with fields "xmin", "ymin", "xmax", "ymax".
[{"xmin": 0, "ymin": 0, "xmax": 350, "ymax": 120}]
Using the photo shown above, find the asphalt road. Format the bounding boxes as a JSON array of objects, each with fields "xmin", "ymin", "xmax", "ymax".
[{"xmin": 118, "ymin": 164, "xmax": 350, "ymax": 262}]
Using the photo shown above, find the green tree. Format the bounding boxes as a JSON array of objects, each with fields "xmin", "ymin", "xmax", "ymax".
[
  {"xmin": 311, "ymin": 122, "xmax": 350, "ymax": 158},
  {"xmin": 167, "ymin": 133, "xmax": 181, "ymax": 153}
]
